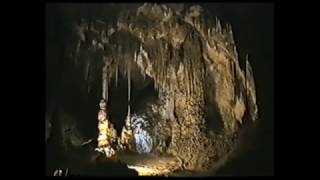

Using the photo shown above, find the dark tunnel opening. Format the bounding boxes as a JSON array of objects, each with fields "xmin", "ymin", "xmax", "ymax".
[{"xmin": 107, "ymin": 72, "xmax": 159, "ymax": 134}]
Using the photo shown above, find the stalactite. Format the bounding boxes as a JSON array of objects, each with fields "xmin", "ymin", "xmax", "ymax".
[
  {"xmin": 142, "ymin": 68, "xmax": 146, "ymax": 80},
  {"xmin": 155, "ymin": 50, "xmax": 160, "ymax": 92},
  {"xmin": 85, "ymin": 60, "xmax": 90, "ymax": 82},
  {"xmin": 192, "ymin": 56, "xmax": 196, "ymax": 95},
  {"xmin": 190, "ymin": 63, "xmax": 194, "ymax": 96},
  {"xmin": 115, "ymin": 62, "xmax": 118, "ymax": 88},
  {"xmin": 106, "ymin": 75, "xmax": 109, "ymax": 103},
  {"xmin": 185, "ymin": 65, "xmax": 190, "ymax": 100},
  {"xmin": 188, "ymin": 58, "xmax": 192, "ymax": 99},
  {"xmin": 128, "ymin": 59, "xmax": 131, "ymax": 103},
  {"xmin": 102, "ymin": 66, "xmax": 106, "ymax": 101},
  {"xmin": 182, "ymin": 59, "xmax": 187, "ymax": 99},
  {"xmin": 101, "ymin": 56, "xmax": 109, "ymax": 102},
  {"xmin": 187, "ymin": 59, "xmax": 191, "ymax": 97},
  {"xmin": 126, "ymin": 57, "xmax": 132, "ymax": 130},
  {"xmin": 161, "ymin": 42, "xmax": 166, "ymax": 95},
  {"xmin": 127, "ymin": 104, "xmax": 131, "ymax": 123},
  {"xmin": 194, "ymin": 68, "xmax": 198, "ymax": 95},
  {"xmin": 195, "ymin": 67, "xmax": 199, "ymax": 94},
  {"xmin": 192, "ymin": 65, "xmax": 196, "ymax": 95},
  {"xmin": 233, "ymin": 46, "xmax": 238, "ymax": 60},
  {"xmin": 172, "ymin": 66, "xmax": 176, "ymax": 97},
  {"xmin": 154, "ymin": 73, "xmax": 158, "ymax": 96},
  {"xmin": 161, "ymin": 65, "xmax": 166, "ymax": 96}
]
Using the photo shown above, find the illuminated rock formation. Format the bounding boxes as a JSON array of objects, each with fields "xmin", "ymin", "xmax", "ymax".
[
  {"xmin": 119, "ymin": 106, "xmax": 135, "ymax": 151},
  {"xmin": 96, "ymin": 99, "xmax": 117, "ymax": 157},
  {"xmin": 71, "ymin": 3, "xmax": 258, "ymax": 172}
]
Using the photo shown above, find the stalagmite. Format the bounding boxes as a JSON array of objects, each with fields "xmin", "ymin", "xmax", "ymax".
[
  {"xmin": 216, "ymin": 17, "xmax": 221, "ymax": 33},
  {"xmin": 126, "ymin": 103, "xmax": 131, "ymax": 132},
  {"xmin": 96, "ymin": 98, "xmax": 117, "ymax": 157}
]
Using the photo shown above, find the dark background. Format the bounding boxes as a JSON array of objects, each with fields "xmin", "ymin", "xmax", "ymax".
[{"xmin": 46, "ymin": 3, "xmax": 274, "ymax": 176}]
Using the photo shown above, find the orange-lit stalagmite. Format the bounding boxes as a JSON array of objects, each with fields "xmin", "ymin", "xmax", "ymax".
[{"xmin": 95, "ymin": 99, "xmax": 118, "ymax": 157}]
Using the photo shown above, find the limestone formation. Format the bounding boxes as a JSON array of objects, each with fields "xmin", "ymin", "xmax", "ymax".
[
  {"xmin": 72, "ymin": 3, "xmax": 258, "ymax": 172},
  {"xmin": 119, "ymin": 107, "xmax": 135, "ymax": 151},
  {"xmin": 96, "ymin": 99, "xmax": 118, "ymax": 157}
]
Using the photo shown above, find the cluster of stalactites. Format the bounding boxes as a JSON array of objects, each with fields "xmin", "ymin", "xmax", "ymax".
[
  {"xmin": 73, "ymin": 4, "xmax": 238, "ymax": 92},
  {"xmin": 101, "ymin": 52, "xmax": 132, "ymax": 103},
  {"xmin": 205, "ymin": 19, "xmax": 238, "ymax": 61},
  {"xmin": 73, "ymin": 5, "xmax": 212, "ymax": 104},
  {"xmin": 133, "ymin": 41, "xmax": 205, "ymax": 103},
  {"xmin": 182, "ymin": 5, "xmax": 238, "ymax": 61}
]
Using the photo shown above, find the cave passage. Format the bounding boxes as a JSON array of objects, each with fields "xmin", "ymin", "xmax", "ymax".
[{"xmin": 107, "ymin": 72, "xmax": 158, "ymax": 134}]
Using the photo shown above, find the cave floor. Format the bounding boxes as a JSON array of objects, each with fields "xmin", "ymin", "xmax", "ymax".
[{"xmin": 116, "ymin": 152, "xmax": 183, "ymax": 176}]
